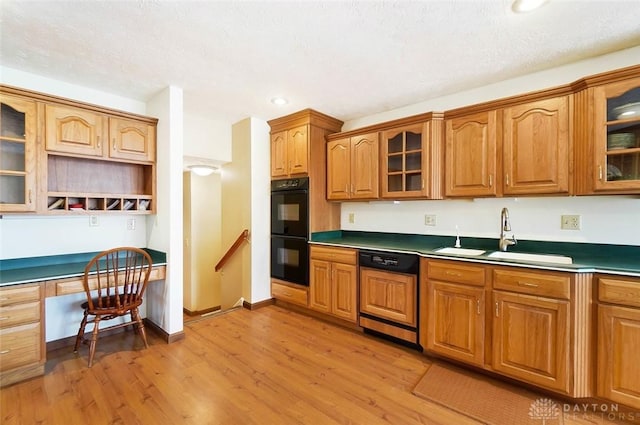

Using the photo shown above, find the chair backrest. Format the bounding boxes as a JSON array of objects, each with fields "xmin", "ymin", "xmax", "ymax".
[{"xmin": 83, "ymin": 247, "xmax": 153, "ymax": 314}]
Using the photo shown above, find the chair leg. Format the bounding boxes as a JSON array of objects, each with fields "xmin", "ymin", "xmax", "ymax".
[
  {"xmin": 74, "ymin": 309, "xmax": 89, "ymax": 353},
  {"xmin": 87, "ymin": 316, "xmax": 101, "ymax": 368},
  {"xmin": 131, "ymin": 308, "xmax": 149, "ymax": 349}
]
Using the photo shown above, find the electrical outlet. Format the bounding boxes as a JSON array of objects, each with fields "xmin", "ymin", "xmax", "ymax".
[
  {"xmin": 424, "ymin": 214, "xmax": 437, "ymax": 226},
  {"xmin": 89, "ymin": 215, "xmax": 99, "ymax": 227},
  {"xmin": 127, "ymin": 218, "xmax": 136, "ymax": 230},
  {"xmin": 561, "ymin": 215, "xmax": 581, "ymax": 230},
  {"xmin": 348, "ymin": 213, "xmax": 355, "ymax": 224}
]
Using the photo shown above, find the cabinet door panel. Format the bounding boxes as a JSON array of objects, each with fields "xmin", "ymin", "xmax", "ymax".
[
  {"xmin": 309, "ymin": 259, "xmax": 331, "ymax": 314},
  {"xmin": 109, "ymin": 118, "xmax": 154, "ymax": 162},
  {"xmin": 503, "ymin": 96, "xmax": 570, "ymax": 195},
  {"xmin": 0, "ymin": 94, "xmax": 36, "ymax": 212},
  {"xmin": 327, "ymin": 139, "xmax": 350, "ymax": 200},
  {"xmin": 270, "ymin": 131, "xmax": 288, "ymax": 178},
  {"xmin": 592, "ymin": 78, "xmax": 640, "ymax": 193},
  {"xmin": 332, "ymin": 263, "xmax": 357, "ymax": 322},
  {"xmin": 427, "ymin": 281, "xmax": 484, "ymax": 366},
  {"xmin": 381, "ymin": 124, "xmax": 427, "ymax": 198},
  {"xmin": 287, "ymin": 125, "xmax": 308, "ymax": 175},
  {"xmin": 597, "ymin": 305, "xmax": 640, "ymax": 409},
  {"xmin": 45, "ymin": 105, "xmax": 106, "ymax": 157},
  {"xmin": 445, "ymin": 111, "xmax": 497, "ymax": 197},
  {"xmin": 351, "ymin": 133, "xmax": 379, "ymax": 199},
  {"xmin": 360, "ymin": 268, "xmax": 416, "ymax": 326},
  {"xmin": 492, "ymin": 291, "xmax": 569, "ymax": 393}
]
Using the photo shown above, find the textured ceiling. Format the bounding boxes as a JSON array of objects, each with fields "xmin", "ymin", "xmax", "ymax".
[{"xmin": 1, "ymin": 0, "xmax": 640, "ymax": 125}]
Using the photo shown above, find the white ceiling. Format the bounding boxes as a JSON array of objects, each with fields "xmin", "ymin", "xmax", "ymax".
[{"xmin": 1, "ymin": 0, "xmax": 640, "ymax": 125}]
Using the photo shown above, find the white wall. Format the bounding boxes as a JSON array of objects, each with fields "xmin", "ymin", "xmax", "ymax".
[
  {"xmin": 183, "ymin": 170, "xmax": 222, "ymax": 312},
  {"xmin": 339, "ymin": 47, "xmax": 640, "ymax": 246},
  {"xmin": 219, "ymin": 117, "xmax": 271, "ymax": 307},
  {"xmin": 249, "ymin": 118, "xmax": 271, "ymax": 304},
  {"xmin": 220, "ymin": 119, "xmax": 252, "ymax": 309},
  {"xmin": 183, "ymin": 112, "xmax": 232, "ymax": 163},
  {"xmin": 146, "ymin": 86, "xmax": 183, "ymax": 336}
]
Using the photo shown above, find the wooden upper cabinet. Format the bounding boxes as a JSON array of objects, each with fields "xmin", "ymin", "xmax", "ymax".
[
  {"xmin": 445, "ymin": 110, "xmax": 498, "ymax": 197},
  {"xmin": 45, "ymin": 104, "xmax": 106, "ymax": 157},
  {"xmin": 592, "ymin": 77, "xmax": 640, "ymax": 193},
  {"xmin": 109, "ymin": 117, "xmax": 155, "ymax": 162},
  {"xmin": 0, "ymin": 94, "xmax": 37, "ymax": 212},
  {"xmin": 270, "ymin": 130, "xmax": 288, "ymax": 177},
  {"xmin": 287, "ymin": 125, "xmax": 308, "ymax": 176},
  {"xmin": 380, "ymin": 117, "xmax": 443, "ymax": 199},
  {"xmin": 327, "ymin": 133, "xmax": 378, "ymax": 200},
  {"xmin": 503, "ymin": 96, "xmax": 570, "ymax": 195},
  {"xmin": 327, "ymin": 138, "xmax": 351, "ymax": 200},
  {"xmin": 270, "ymin": 125, "xmax": 309, "ymax": 178}
]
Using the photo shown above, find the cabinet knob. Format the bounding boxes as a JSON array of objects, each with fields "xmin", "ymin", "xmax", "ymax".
[
  {"xmin": 495, "ymin": 301, "xmax": 499, "ymax": 317},
  {"xmin": 505, "ymin": 174, "xmax": 510, "ymax": 186},
  {"xmin": 476, "ymin": 299, "xmax": 481, "ymax": 315},
  {"xmin": 113, "ymin": 138, "xmax": 117, "ymax": 150},
  {"xmin": 97, "ymin": 136, "xmax": 101, "ymax": 149},
  {"xmin": 488, "ymin": 175, "xmax": 493, "ymax": 188}
]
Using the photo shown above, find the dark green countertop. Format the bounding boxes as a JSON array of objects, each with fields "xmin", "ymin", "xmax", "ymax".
[
  {"xmin": 311, "ymin": 231, "xmax": 640, "ymax": 276},
  {"xmin": 0, "ymin": 248, "xmax": 167, "ymax": 286}
]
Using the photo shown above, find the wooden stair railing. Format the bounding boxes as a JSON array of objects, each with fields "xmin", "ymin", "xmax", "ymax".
[{"xmin": 215, "ymin": 229, "xmax": 249, "ymax": 272}]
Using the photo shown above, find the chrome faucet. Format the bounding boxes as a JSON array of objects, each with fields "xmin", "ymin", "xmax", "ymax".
[{"xmin": 499, "ymin": 207, "xmax": 517, "ymax": 251}]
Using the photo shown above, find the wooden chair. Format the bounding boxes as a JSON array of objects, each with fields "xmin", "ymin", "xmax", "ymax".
[{"xmin": 74, "ymin": 247, "xmax": 153, "ymax": 367}]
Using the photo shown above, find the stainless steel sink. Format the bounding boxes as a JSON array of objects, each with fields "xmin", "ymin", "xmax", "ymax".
[
  {"xmin": 487, "ymin": 251, "xmax": 573, "ymax": 264},
  {"xmin": 434, "ymin": 247, "xmax": 486, "ymax": 256}
]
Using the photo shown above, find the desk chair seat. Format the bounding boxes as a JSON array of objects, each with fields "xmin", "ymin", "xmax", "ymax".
[{"xmin": 73, "ymin": 247, "xmax": 153, "ymax": 367}]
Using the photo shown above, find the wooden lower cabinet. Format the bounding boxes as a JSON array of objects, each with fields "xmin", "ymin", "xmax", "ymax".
[
  {"xmin": 309, "ymin": 246, "xmax": 358, "ymax": 323},
  {"xmin": 597, "ymin": 275, "xmax": 640, "ymax": 409},
  {"xmin": 492, "ymin": 290, "xmax": 570, "ymax": 393},
  {"xmin": 422, "ymin": 260, "xmax": 593, "ymax": 398},
  {"xmin": 271, "ymin": 279, "xmax": 308, "ymax": 307},
  {"xmin": 423, "ymin": 259, "xmax": 486, "ymax": 366},
  {"xmin": 0, "ymin": 284, "xmax": 45, "ymax": 387},
  {"xmin": 428, "ymin": 281, "xmax": 485, "ymax": 366}
]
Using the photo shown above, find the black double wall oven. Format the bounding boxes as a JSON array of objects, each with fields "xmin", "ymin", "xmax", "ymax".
[{"xmin": 270, "ymin": 177, "xmax": 309, "ymax": 286}]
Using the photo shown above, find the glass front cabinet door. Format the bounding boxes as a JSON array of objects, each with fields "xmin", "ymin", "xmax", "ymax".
[
  {"xmin": 0, "ymin": 93, "xmax": 37, "ymax": 212},
  {"xmin": 593, "ymin": 77, "xmax": 640, "ymax": 192}
]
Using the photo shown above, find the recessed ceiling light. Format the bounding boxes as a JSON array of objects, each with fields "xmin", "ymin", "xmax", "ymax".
[
  {"xmin": 271, "ymin": 97, "xmax": 288, "ymax": 106},
  {"xmin": 511, "ymin": 0, "xmax": 549, "ymax": 13},
  {"xmin": 188, "ymin": 165, "xmax": 218, "ymax": 176}
]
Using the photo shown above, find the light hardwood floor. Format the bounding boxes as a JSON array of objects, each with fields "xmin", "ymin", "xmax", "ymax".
[{"xmin": 0, "ymin": 305, "xmax": 634, "ymax": 424}]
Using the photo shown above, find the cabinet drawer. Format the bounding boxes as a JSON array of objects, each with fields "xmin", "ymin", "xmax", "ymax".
[
  {"xmin": 598, "ymin": 277, "xmax": 640, "ymax": 308},
  {"xmin": 0, "ymin": 301, "xmax": 40, "ymax": 329},
  {"xmin": 0, "ymin": 322, "xmax": 41, "ymax": 372},
  {"xmin": 55, "ymin": 265, "xmax": 166, "ymax": 296},
  {"xmin": 493, "ymin": 269, "xmax": 570, "ymax": 300},
  {"xmin": 0, "ymin": 284, "xmax": 41, "ymax": 307},
  {"xmin": 272, "ymin": 281, "xmax": 308, "ymax": 306},
  {"xmin": 310, "ymin": 246, "xmax": 357, "ymax": 265},
  {"xmin": 427, "ymin": 260, "xmax": 486, "ymax": 287}
]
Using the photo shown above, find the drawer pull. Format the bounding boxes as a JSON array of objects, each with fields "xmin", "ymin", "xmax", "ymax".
[
  {"xmin": 517, "ymin": 281, "xmax": 539, "ymax": 288},
  {"xmin": 0, "ymin": 316, "xmax": 8, "ymax": 321},
  {"xmin": 495, "ymin": 302, "xmax": 499, "ymax": 317},
  {"xmin": 476, "ymin": 299, "xmax": 481, "ymax": 315},
  {"xmin": 0, "ymin": 350, "xmax": 9, "ymax": 354},
  {"xmin": 446, "ymin": 271, "xmax": 462, "ymax": 277}
]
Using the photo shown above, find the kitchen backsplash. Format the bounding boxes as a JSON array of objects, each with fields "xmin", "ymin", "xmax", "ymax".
[{"xmin": 339, "ymin": 195, "xmax": 639, "ymax": 246}]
